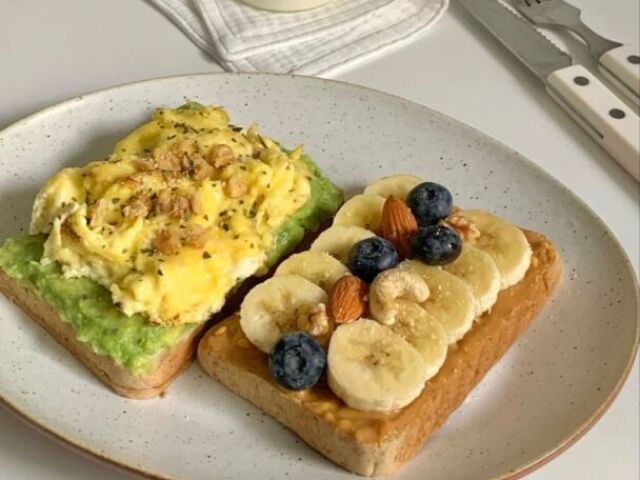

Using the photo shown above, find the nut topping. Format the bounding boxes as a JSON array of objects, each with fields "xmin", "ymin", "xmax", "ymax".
[
  {"xmin": 225, "ymin": 174, "xmax": 248, "ymax": 198},
  {"xmin": 327, "ymin": 275, "xmax": 368, "ymax": 324},
  {"xmin": 379, "ymin": 195, "xmax": 418, "ymax": 258},
  {"xmin": 208, "ymin": 144, "xmax": 235, "ymax": 169},
  {"xmin": 87, "ymin": 198, "xmax": 108, "ymax": 228},
  {"xmin": 122, "ymin": 196, "xmax": 149, "ymax": 219},
  {"xmin": 184, "ymin": 223, "xmax": 208, "ymax": 248},
  {"xmin": 152, "ymin": 226, "xmax": 182, "ymax": 256},
  {"xmin": 297, "ymin": 303, "xmax": 332, "ymax": 337},
  {"xmin": 444, "ymin": 214, "xmax": 481, "ymax": 243},
  {"xmin": 368, "ymin": 268, "xmax": 429, "ymax": 326}
]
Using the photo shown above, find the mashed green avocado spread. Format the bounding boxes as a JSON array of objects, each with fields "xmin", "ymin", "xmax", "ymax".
[{"xmin": 0, "ymin": 156, "xmax": 341, "ymax": 375}]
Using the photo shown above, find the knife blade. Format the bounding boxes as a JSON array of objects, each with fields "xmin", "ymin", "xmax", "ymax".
[
  {"xmin": 458, "ymin": 0, "xmax": 571, "ymax": 81},
  {"xmin": 457, "ymin": 0, "xmax": 640, "ymax": 181}
]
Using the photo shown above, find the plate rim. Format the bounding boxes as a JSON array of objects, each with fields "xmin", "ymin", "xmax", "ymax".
[{"xmin": 0, "ymin": 71, "xmax": 638, "ymax": 480}]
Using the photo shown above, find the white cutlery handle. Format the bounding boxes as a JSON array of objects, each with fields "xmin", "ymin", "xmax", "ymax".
[
  {"xmin": 546, "ymin": 65, "xmax": 640, "ymax": 181},
  {"xmin": 598, "ymin": 45, "xmax": 640, "ymax": 106}
]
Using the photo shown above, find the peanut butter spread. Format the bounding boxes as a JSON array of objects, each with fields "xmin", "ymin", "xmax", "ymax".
[{"xmin": 200, "ymin": 233, "xmax": 559, "ymax": 445}]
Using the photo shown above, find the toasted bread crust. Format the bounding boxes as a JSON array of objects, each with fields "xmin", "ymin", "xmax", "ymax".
[
  {"xmin": 197, "ymin": 230, "xmax": 562, "ymax": 476},
  {"xmin": 0, "ymin": 269, "xmax": 204, "ymax": 399}
]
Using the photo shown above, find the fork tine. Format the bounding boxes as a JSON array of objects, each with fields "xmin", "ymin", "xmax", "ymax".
[
  {"xmin": 512, "ymin": 0, "xmax": 550, "ymax": 9},
  {"xmin": 512, "ymin": 0, "xmax": 534, "ymax": 10}
]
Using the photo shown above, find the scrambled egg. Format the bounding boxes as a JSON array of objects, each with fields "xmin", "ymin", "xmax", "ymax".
[{"xmin": 30, "ymin": 104, "xmax": 312, "ymax": 325}]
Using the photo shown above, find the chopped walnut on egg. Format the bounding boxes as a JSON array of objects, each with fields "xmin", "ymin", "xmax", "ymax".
[
  {"xmin": 184, "ymin": 223, "xmax": 208, "ymax": 248},
  {"xmin": 207, "ymin": 144, "xmax": 235, "ymax": 169},
  {"xmin": 169, "ymin": 195, "xmax": 192, "ymax": 219},
  {"xmin": 87, "ymin": 198, "xmax": 108, "ymax": 228},
  {"xmin": 152, "ymin": 226, "xmax": 182, "ymax": 256},
  {"xmin": 122, "ymin": 196, "xmax": 149, "ymax": 219},
  {"xmin": 153, "ymin": 148, "xmax": 181, "ymax": 172},
  {"xmin": 225, "ymin": 174, "xmax": 248, "ymax": 198},
  {"xmin": 192, "ymin": 157, "xmax": 215, "ymax": 182}
]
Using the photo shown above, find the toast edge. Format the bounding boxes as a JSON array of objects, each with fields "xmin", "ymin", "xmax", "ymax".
[
  {"xmin": 197, "ymin": 230, "xmax": 562, "ymax": 476},
  {"xmin": 0, "ymin": 269, "xmax": 204, "ymax": 399}
]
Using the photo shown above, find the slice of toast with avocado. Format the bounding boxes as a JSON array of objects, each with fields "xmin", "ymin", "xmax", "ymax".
[{"xmin": 0, "ymin": 103, "xmax": 342, "ymax": 399}]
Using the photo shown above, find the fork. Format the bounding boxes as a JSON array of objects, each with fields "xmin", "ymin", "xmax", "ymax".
[{"xmin": 512, "ymin": 0, "xmax": 640, "ymax": 106}]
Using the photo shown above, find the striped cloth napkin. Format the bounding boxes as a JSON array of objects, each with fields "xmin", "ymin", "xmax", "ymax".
[{"xmin": 149, "ymin": 0, "xmax": 449, "ymax": 76}]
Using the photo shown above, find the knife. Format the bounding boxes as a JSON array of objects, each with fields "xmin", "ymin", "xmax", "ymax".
[
  {"xmin": 510, "ymin": 0, "xmax": 640, "ymax": 107},
  {"xmin": 457, "ymin": 0, "xmax": 640, "ymax": 181}
]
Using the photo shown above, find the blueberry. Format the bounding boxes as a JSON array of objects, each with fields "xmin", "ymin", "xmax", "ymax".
[
  {"xmin": 407, "ymin": 182, "xmax": 453, "ymax": 226},
  {"xmin": 348, "ymin": 237, "xmax": 399, "ymax": 283},
  {"xmin": 269, "ymin": 332, "xmax": 325, "ymax": 390},
  {"xmin": 410, "ymin": 225, "xmax": 462, "ymax": 265}
]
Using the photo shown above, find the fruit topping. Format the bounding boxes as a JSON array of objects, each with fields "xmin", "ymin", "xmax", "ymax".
[
  {"xmin": 275, "ymin": 251, "xmax": 350, "ymax": 293},
  {"xmin": 333, "ymin": 194, "xmax": 386, "ymax": 231},
  {"xmin": 240, "ymin": 275, "xmax": 328, "ymax": 353},
  {"xmin": 453, "ymin": 210, "xmax": 532, "ymax": 289},
  {"xmin": 310, "ymin": 225, "xmax": 376, "ymax": 264},
  {"xmin": 348, "ymin": 237, "xmax": 399, "ymax": 283},
  {"xmin": 379, "ymin": 195, "xmax": 418, "ymax": 259},
  {"xmin": 327, "ymin": 275, "xmax": 368, "ymax": 324},
  {"xmin": 398, "ymin": 260, "xmax": 476, "ymax": 343},
  {"xmin": 407, "ymin": 182, "xmax": 453, "ymax": 226},
  {"xmin": 363, "ymin": 174, "xmax": 422, "ymax": 199},
  {"xmin": 410, "ymin": 225, "xmax": 462, "ymax": 266},
  {"xmin": 269, "ymin": 332, "xmax": 326, "ymax": 391},
  {"xmin": 327, "ymin": 319, "xmax": 428, "ymax": 412}
]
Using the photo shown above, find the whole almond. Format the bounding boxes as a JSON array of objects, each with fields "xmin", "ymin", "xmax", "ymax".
[
  {"xmin": 380, "ymin": 195, "xmax": 418, "ymax": 258},
  {"xmin": 328, "ymin": 275, "xmax": 367, "ymax": 324}
]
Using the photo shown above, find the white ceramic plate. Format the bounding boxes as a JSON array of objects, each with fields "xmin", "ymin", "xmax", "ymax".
[{"xmin": 0, "ymin": 74, "xmax": 637, "ymax": 480}]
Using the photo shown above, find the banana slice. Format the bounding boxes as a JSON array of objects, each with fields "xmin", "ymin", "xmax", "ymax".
[
  {"xmin": 399, "ymin": 260, "xmax": 476, "ymax": 344},
  {"xmin": 275, "ymin": 251, "xmax": 350, "ymax": 293},
  {"xmin": 333, "ymin": 194, "xmax": 385, "ymax": 231},
  {"xmin": 363, "ymin": 175, "xmax": 422, "ymax": 200},
  {"xmin": 310, "ymin": 225, "xmax": 376, "ymax": 264},
  {"xmin": 457, "ymin": 210, "xmax": 532, "ymax": 289},
  {"xmin": 443, "ymin": 245, "xmax": 501, "ymax": 315},
  {"xmin": 327, "ymin": 318, "xmax": 428, "ymax": 412},
  {"xmin": 389, "ymin": 301, "xmax": 448, "ymax": 381},
  {"xmin": 240, "ymin": 275, "xmax": 328, "ymax": 353}
]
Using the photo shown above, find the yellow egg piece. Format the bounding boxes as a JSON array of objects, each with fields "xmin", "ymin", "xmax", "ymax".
[{"xmin": 30, "ymin": 104, "xmax": 314, "ymax": 326}]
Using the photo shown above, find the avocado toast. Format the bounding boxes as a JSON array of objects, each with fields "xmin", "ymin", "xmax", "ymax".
[{"xmin": 0, "ymin": 103, "xmax": 342, "ymax": 399}]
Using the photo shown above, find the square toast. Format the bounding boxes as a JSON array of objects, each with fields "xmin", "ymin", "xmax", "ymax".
[{"xmin": 197, "ymin": 230, "xmax": 561, "ymax": 476}]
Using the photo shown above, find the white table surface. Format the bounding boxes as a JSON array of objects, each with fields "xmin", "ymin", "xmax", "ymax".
[{"xmin": 0, "ymin": 1, "xmax": 638, "ymax": 479}]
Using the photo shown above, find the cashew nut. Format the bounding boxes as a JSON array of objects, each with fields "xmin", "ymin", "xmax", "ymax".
[{"xmin": 369, "ymin": 268, "xmax": 430, "ymax": 325}]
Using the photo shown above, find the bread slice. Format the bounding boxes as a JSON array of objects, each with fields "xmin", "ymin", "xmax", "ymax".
[
  {"xmin": 0, "ymin": 269, "xmax": 204, "ymax": 399},
  {"xmin": 197, "ymin": 230, "xmax": 562, "ymax": 476},
  {"xmin": 0, "ymin": 220, "xmax": 332, "ymax": 400}
]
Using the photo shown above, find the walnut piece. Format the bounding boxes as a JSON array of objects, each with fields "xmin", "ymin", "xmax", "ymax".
[
  {"xmin": 174, "ymin": 138, "xmax": 196, "ymax": 157},
  {"xmin": 152, "ymin": 227, "xmax": 182, "ymax": 256},
  {"xmin": 297, "ymin": 303, "xmax": 331, "ymax": 337},
  {"xmin": 225, "ymin": 174, "xmax": 247, "ymax": 198},
  {"xmin": 155, "ymin": 189, "xmax": 173, "ymax": 215},
  {"xmin": 445, "ymin": 214, "xmax": 481, "ymax": 243},
  {"xmin": 184, "ymin": 223, "xmax": 208, "ymax": 248},
  {"xmin": 207, "ymin": 144, "xmax": 235, "ymax": 169},
  {"xmin": 170, "ymin": 195, "xmax": 191, "ymax": 219},
  {"xmin": 192, "ymin": 157, "xmax": 215, "ymax": 182},
  {"xmin": 87, "ymin": 198, "xmax": 108, "ymax": 228},
  {"xmin": 122, "ymin": 197, "xmax": 149, "ymax": 219},
  {"xmin": 153, "ymin": 148, "xmax": 181, "ymax": 172}
]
